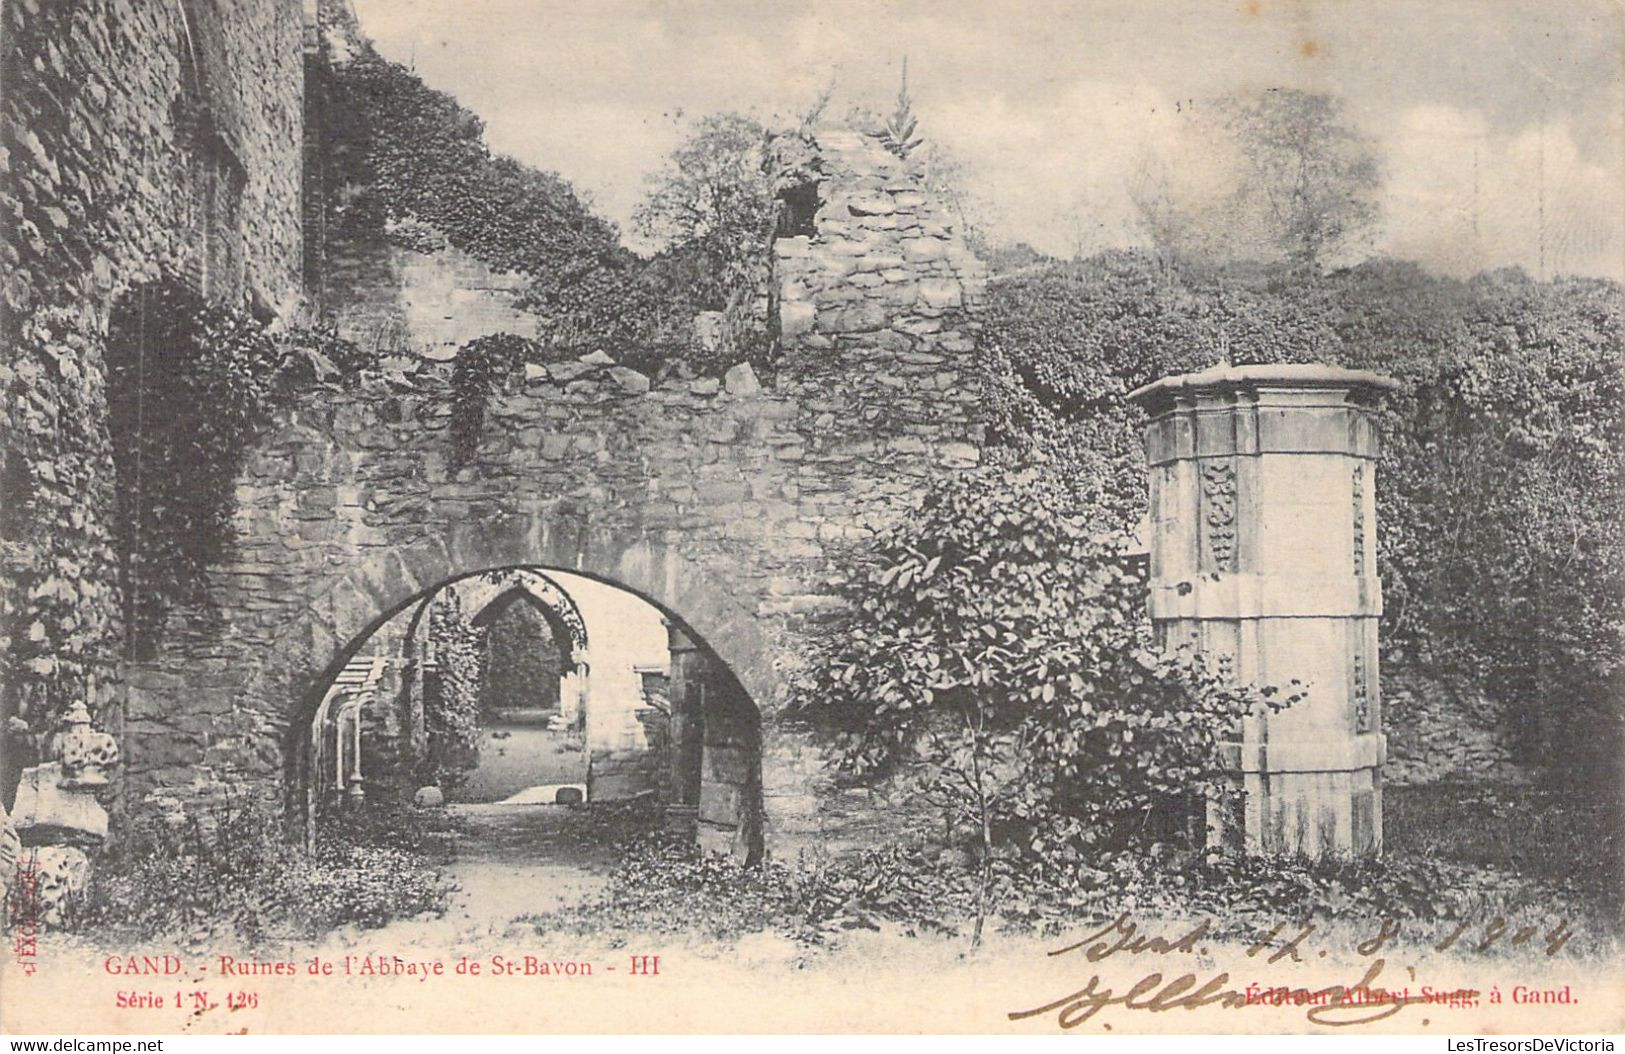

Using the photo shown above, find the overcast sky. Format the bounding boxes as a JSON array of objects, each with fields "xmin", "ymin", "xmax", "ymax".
[{"xmin": 350, "ymin": 0, "xmax": 1624, "ymax": 280}]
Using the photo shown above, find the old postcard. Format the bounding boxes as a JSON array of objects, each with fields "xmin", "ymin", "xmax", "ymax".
[{"xmin": 1, "ymin": 0, "xmax": 1621, "ymax": 1038}]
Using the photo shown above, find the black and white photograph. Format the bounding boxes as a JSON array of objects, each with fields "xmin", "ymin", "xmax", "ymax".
[{"xmin": 0, "ymin": 0, "xmax": 1621, "ymax": 1038}]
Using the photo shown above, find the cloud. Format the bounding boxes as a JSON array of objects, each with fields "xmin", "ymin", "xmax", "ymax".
[
  {"xmin": 348, "ymin": 0, "xmax": 1625, "ymax": 280},
  {"xmin": 1378, "ymin": 105, "xmax": 1624, "ymax": 280}
]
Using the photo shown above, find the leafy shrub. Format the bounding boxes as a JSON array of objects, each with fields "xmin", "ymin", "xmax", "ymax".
[
  {"xmin": 791, "ymin": 469, "xmax": 1293, "ymax": 866},
  {"xmin": 79, "ymin": 798, "xmax": 453, "ymax": 944},
  {"xmin": 528, "ymin": 816, "xmax": 1613, "ymax": 953},
  {"xmin": 529, "ymin": 831, "xmax": 979, "ymax": 947},
  {"xmin": 423, "ymin": 592, "xmax": 483, "ymax": 787}
]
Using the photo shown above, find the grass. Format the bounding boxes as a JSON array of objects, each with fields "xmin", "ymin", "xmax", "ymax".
[
  {"xmin": 510, "ymin": 778, "xmax": 1624, "ymax": 957},
  {"xmin": 1386, "ymin": 779, "xmax": 1623, "ymax": 926}
]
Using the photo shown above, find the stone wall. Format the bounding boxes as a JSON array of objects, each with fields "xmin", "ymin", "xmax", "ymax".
[
  {"xmin": 1, "ymin": 0, "xmax": 306, "ymax": 835},
  {"xmin": 120, "ymin": 124, "xmax": 989, "ymax": 858}
]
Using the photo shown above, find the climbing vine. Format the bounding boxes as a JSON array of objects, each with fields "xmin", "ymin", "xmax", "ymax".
[
  {"xmin": 447, "ymin": 333, "xmax": 538, "ymax": 466},
  {"xmin": 315, "ymin": 46, "xmax": 776, "ymax": 372},
  {"xmin": 424, "ymin": 593, "xmax": 484, "ymax": 788},
  {"xmin": 105, "ymin": 277, "xmax": 374, "ymax": 654},
  {"xmin": 316, "ymin": 51, "xmax": 619, "ymax": 286}
]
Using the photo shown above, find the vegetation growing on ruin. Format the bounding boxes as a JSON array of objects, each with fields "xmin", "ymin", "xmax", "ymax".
[
  {"xmin": 978, "ymin": 253, "xmax": 1625, "ymax": 777},
  {"xmin": 77, "ymin": 798, "xmax": 455, "ymax": 943},
  {"xmin": 523, "ymin": 795, "xmax": 1620, "ymax": 951},
  {"xmin": 422, "ymin": 593, "xmax": 484, "ymax": 788},
  {"xmin": 444, "ymin": 332, "xmax": 539, "ymax": 465},
  {"xmin": 317, "ymin": 51, "xmax": 776, "ymax": 371},
  {"xmin": 789, "ymin": 469, "xmax": 1301, "ymax": 942},
  {"xmin": 103, "ymin": 279, "xmax": 373, "ymax": 654}
]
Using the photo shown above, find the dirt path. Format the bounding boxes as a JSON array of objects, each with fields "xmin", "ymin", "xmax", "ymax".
[{"xmin": 435, "ymin": 802, "xmax": 615, "ymax": 933}]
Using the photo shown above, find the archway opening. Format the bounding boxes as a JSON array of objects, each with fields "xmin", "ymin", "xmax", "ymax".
[{"xmin": 294, "ymin": 565, "xmax": 764, "ymax": 865}]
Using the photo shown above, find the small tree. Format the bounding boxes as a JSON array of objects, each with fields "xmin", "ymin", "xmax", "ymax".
[
  {"xmin": 634, "ymin": 112, "xmax": 774, "ymax": 269},
  {"xmin": 1222, "ymin": 89, "xmax": 1380, "ymax": 274},
  {"xmin": 632, "ymin": 112, "xmax": 777, "ymax": 365},
  {"xmin": 879, "ymin": 58, "xmax": 923, "ymax": 159},
  {"xmin": 1128, "ymin": 90, "xmax": 1379, "ymax": 275},
  {"xmin": 792, "ymin": 470, "xmax": 1290, "ymax": 946}
]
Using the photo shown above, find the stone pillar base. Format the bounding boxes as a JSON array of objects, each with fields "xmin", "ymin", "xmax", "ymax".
[
  {"xmin": 1209, "ymin": 733, "xmax": 1385, "ymax": 856},
  {"xmin": 1211, "ymin": 767, "xmax": 1383, "ymax": 858}
]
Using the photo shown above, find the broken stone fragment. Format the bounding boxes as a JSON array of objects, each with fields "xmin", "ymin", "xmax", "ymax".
[
  {"xmin": 413, "ymin": 786, "xmax": 445, "ymax": 808},
  {"xmin": 546, "ymin": 360, "xmax": 597, "ymax": 383},
  {"xmin": 578, "ymin": 349, "xmax": 616, "ymax": 366},
  {"xmin": 12, "ymin": 762, "xmax": 108, "ymax": 845},
  {"xmin": 724, "ymin": 362, "xmax": 761, "ymax": 396},
  {"xmin": 689, "ymin": 377, "xmax": 721, "ymax": 397},
  {"xmin": 20, "ymin": 845, "xmax": 89, "ymax": 928},
  {"xmin": 608, "ymin": 365, "xmax": 650, "ymax": 395}
]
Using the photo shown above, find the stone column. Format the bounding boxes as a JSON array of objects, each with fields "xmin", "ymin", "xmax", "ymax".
[
  {"xmin": 1129, "ymin": 364, "xmax": 1397, "ymax": 858},
  {"xmin": 664, "ymin": 624, "xmax": 705, "ymax": 836}
]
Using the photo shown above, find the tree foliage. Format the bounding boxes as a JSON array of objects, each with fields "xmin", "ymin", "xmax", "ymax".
[
  {"xmin": 1132, "ymin": 89, "xmax": 1379, "ymax": 274},
  {"xmin": 631, "ymin": 112, "xmax": 778, "ymax": 367},
  {"xmin": 792, "ymin": 471, "xmax": 1289, "ymax": 878},
  {"xmin": 480, "ymin": 601, "xmax": 565, "ymax": 714},
  {"xmin": 1223, "ymin": 90, "xmax": 1380, "ymax": 272}
]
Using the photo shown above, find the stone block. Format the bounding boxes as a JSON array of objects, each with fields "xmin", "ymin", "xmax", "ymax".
[
  {"xmin": 918, "ymin": 279, "xmax": 963, "ymax": 310},
  {"xmin": 815, "ymin": 301, "xmax": 889, "ymax": 334},
  {"xmin": 413, "ymin": 785, "xmax": 445, "ymax": 807},
  {"xmin": 724, "ymin": 362, "xmax": 761, "ymax": 396},
  {"xmin": 11, "ymin": 763, "xmax": 107, "ymax": 845},
  {"xmin": 846, "ymin": 193, "xmax": 895, "ymax": 216},
  {"xmin": 779, "ymin": 300, "xmax": 816, "ymax": 337},
  {"xmin": 547, "ymin": 360, "xmax": 598, "ymax": 383},
  {"xmin": 608, "ymin": 366, "xmax": 651, "ymax": 395},
  {"xmin": 902, "ymin": 238, "xmax": 947, "ymax": 262}
]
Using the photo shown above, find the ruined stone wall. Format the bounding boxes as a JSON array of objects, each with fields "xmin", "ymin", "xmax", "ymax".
[
  {"xmin": 1, "ymin": 1, "xmax": 305, "ymax": 819},
  {"xmin": 121, "ymin": 125, "xmax": 989, "ymax": 857}
]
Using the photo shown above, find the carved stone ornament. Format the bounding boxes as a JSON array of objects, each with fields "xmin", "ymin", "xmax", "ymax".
[
  {"xmin": 1352, "ymin": 462, "xmax": 1367, "ymax": 577},
  {"xmin": 1201, "ymin": 460, "xmax": 1238, "ymax": 572},
  {"xmin": 1352, "ymin": 647, "xmax": 1371, "ymax": 733},
  {"xmin": 49, "ymin": 699, "xmax": 120, "ymax": 789}
]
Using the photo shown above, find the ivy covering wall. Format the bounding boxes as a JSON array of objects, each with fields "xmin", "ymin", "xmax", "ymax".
[{"xmin": 979, "ymin": 253, "xmax": 1625, "ymax": 775}]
